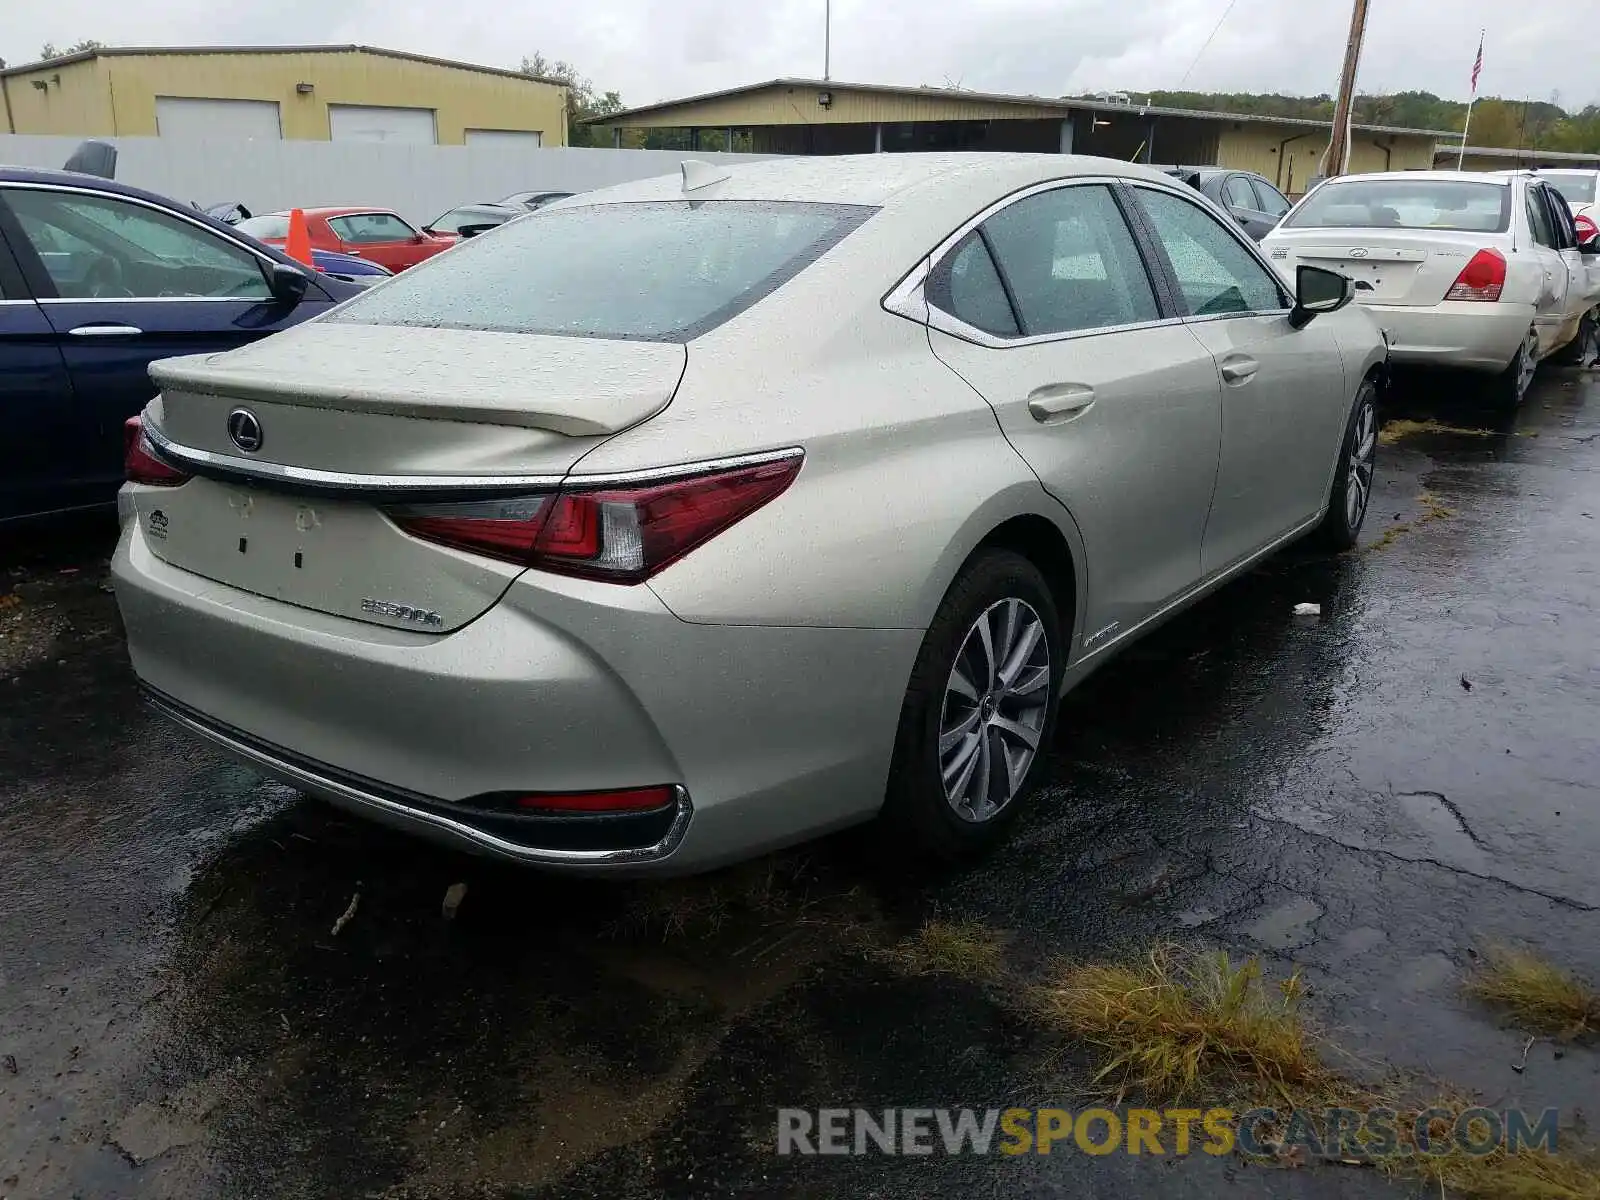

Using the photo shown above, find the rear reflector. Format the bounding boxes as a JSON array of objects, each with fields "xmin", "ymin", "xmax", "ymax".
[
  {"xmin": 124, "ymin": 416, "xmax": 191, "ymax": 487},
  {"xmin": 388, "ymin": 453, "xmax": 802, "ymax": 583},
  {"xmin": 1444, "ymin": 248, "xmax": 1506, "ymax": 302},
  {"xmin": 515, "ymin": 786, "xmax": 677, "ymax": 813}
]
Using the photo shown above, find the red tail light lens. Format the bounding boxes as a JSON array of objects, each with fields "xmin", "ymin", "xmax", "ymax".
[
  {"xmin": 1444, "ymin": 248, "xmax": 1506, "ymax": 302},
  {"xmin": 388, "ymin": 453, "xmax": 802, "ymax": 584},
  {"xmin": 123, "ymin": 416, "xmax": 191, "ymax": 487},
  {"xmin": 1576, "ymin": 214, "xmax": 1598, "ymax": 243},
  {"xmin": 514, "ymin": 786, "xmax": 677, "ymax": 813}
]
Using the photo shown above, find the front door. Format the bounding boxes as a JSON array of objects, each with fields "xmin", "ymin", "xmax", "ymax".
[
  {"xmin": 0, "ymin": 184, "xmax": 335, "ymax": 504},
  {"xmin": 922, "ymin": 181, "xmax": 1223, "ymax": 651},
  {"xmin": 1126, "ymin": 184, "xmax": 1350, "ymax": 576}
]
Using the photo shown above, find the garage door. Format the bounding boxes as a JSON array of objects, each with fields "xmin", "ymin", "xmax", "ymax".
[
  {"xmin": 465, "ymin": 129, "xmax": 544, "ymax": 150},
  {"xmin": 154, "ymin": 97, "xmax": 282, "ymax": 140},
  {"xmin": 328, "ymin": 105, "xmax": 437, "ymax": 144}
]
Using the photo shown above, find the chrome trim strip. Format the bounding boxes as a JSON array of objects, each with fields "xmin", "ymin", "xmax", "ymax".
[
  {"xmin": 143, "ymin": 419, "xmax": 803, "ymax": 494},
  {"xmin": 142, "ymin": 688, "xmax": 694, "ymax": 867}
]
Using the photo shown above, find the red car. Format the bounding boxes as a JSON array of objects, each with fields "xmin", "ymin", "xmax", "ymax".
[{"xmin": 235, "ymin": 207, "xmax": 456, "ymax": 272}]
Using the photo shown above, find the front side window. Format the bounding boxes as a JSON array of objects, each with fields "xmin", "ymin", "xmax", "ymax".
[
  {"xmin": 329, "ymin": 200, "xmax": 875, "ymax": 342},
  {"xmin": 976, "ymin": 185, "xmax": 1159, "ymax": 336},
  {"xmin": 1252, "ymin": 179, "xmax": 1292, "ymax": 218},
  {"xmin": 1223, "ymin": 175, "xmax": 1258, "ymax": 211},
  {"xmin": 4, "ymin": 187, "xmax": 271, "ymax": 300},
  {"xmin": 1285, "ymin": 179, "xmax": 1510, "ymax": 233},
  {"xmin": 329, "ymin": 212, "xmax": 421, "ymax": 244},
  {"xmin": 1133, "ymin": 187, "xmax": 1286, "ymax": 316}
]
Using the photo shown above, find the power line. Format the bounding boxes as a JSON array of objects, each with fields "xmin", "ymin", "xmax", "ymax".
[{"xmin": 1176, "ymin": 0, "xmax": 1242, "ymax": 90}]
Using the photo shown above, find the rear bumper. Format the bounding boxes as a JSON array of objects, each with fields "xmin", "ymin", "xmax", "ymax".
[
  {"xmin": 1360, "ymin": 301, "xmax": 1534, "ymax": 372},
  {"xmin": 112, "ymin": 518, "xmax": 920, "ymax": 875}
]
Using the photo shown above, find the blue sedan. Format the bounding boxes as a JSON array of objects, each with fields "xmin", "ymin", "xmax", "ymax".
[{"xmin": 0, "ymin": 167, "xmax": 365, "ymax": 523}]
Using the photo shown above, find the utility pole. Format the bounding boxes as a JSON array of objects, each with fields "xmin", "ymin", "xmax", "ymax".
[
  {"xmin": 1319, "ymin": 0, "xmax": 1370, "ymax": 180},
  {"xmin": 824, "ymin": 0, "xmax": 831, "ymax": 80}
]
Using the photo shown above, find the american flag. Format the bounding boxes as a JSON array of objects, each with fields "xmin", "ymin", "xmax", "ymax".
[{"xmin": 1470, "ymin": 32, "xmax": 1484, "ymax": 95}]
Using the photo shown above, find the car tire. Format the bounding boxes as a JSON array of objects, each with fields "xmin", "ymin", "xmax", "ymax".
[
  {"xmin": 882, "ymin": 549, "xmax": 1064, "ymax": 862},
  {"xmin": 1485, "ymin": 326, "xmax": 1539, "ymax": 408},
  {"xmin": 1551, "ymin": 308, "xmax": 1597, "ymax": 368},
  {"xmin": 1310, "ymin": 376, "xmax": 1379, "ymax": 552}
]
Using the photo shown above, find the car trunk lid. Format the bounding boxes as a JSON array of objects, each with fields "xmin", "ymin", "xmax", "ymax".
[
  {"xmin": 1266, "ymin": 231, "xmax": 1486, "ymax": 306},
  {"xmin": 138, "ymin": 322, "xmax": 685, "ymax": 631}
]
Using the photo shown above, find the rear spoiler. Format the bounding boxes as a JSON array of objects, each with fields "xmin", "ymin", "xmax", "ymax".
[{"xmin": 62, "ymin": 140, "xmax": 118, "ymax": 180}]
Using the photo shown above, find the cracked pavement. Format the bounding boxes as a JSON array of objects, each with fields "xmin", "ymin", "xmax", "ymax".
[{"xmin": 2, "ymin": 367, "xmax": 1598, "ymax": 1198}]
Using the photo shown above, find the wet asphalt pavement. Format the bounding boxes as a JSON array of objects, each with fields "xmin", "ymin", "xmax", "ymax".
[{"xmin": 3, "ymin": 367, "xmax": 1599, "ymax": 1199}]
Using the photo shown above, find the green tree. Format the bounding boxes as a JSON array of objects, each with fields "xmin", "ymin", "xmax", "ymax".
[
  {"xmin": 39, "ymin": 39, "xmax": 102, "ymax": 60},
  {"xmin": 519, "ymin": 53, "xmax": 624, "ymax": 147}
]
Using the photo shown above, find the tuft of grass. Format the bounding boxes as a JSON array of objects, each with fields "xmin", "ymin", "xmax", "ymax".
[
  {"xmin": 876, "ymin": 919, "xmax": 1010, "ymax": 983},
  {"xmin": 1028, "ymin": 945, "xmax": 1320, "ymax": 1102},
  {"xmin": 1466, "ymin": 946, "xmax": 1600, "ymax": 1040},
  {"xmin": 1378, "ymin": 418, "xmax": 1497, "ymax": 446},
  {"xmin": 1425, "ymin": 1141, "xmax": 1600, "ymax": 1200}
]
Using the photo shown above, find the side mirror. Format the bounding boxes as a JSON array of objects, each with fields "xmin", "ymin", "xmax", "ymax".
[
  {"xmin": 412, "ymin": 232, "xmax": 427, "ymax": 244},
  {"xmin": 1288, "ymin": 264, "xmax": 1353, "ymax": 329},
  {"xmin": 268, "ymin": 262, "xmax": 311, "ymax": 304}
]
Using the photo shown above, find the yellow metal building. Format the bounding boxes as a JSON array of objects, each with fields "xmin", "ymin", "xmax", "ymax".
[
  {"xmin": 0, "ymin": 45, "xmax": 568, "ymax": 147},
  {"xmin": 590, "ymin": 79, "xmax": 1444, "ymax": 195}
]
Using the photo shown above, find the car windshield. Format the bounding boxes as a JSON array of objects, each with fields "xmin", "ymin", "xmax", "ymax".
[
  {"xmin": 428, "ymin": 208, "xmax": 509, "ymax": 234},
  {"xmin": 235, "ymin": 214, "xmax": 291, "ymax": 240},
  {"xmin": 328, "ymin": 200, "xmax": 876, "ymax": 342},
  {"xmin": 1285, "ymin": 179, "xmax": 1510, "ymax": 233},
  {"xmin": 1541, "ymin": 173, "xmax": 1598, "ymax": 205}
]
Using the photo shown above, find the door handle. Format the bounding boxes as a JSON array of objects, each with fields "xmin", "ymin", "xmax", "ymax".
[
  {"xmin": 68, "ymin": 324, "xmax": 143, "ymax": 337},
  {"xmin": 1027, "ymin": 384, "xmax": 1095, "ymax": 423},
  {"xmin": 1220, "ymin": 356, "xmax": 1259, "ymax": 384}
]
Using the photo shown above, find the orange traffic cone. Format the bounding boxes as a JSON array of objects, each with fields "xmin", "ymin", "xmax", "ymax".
[{"xmin": 284, "ymin": 207, "xmax": 314, "ymax": 267}]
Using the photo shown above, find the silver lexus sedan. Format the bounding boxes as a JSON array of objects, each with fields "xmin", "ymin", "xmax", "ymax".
[{"xmin": 113, "ymin": 153, "xmax": 1385, "ymax": 875}]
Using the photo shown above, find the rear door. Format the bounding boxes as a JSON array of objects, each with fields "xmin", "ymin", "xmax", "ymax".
[
  {"xmin": 1127, "ymin": 183, "xmax": 1349, "ymax": 576},
  {"xmin": 327, "ymin": 212, "xmax": 432, "ymax": 272},
  {"xmin": 0, "ymin": 183, "xmax": 338, "ymax": 504},
  {"xmin": 0, "ymin": 220, "xmax": 84, "ymax": 521},
  {"xmin": 1221, "ymin": 173, "xmax": 1276, "ymax": 240},
  {"xmin": 1535, "ymin": 182, "xmax": 1591, "ymax": 336},
  {"xmin": 1522, "ymin": 180, "xmax": 1572, "ymax": 355},
  {"xmin": 921, "ymin": 180, "xmax": 1223, "ymax": 650}
]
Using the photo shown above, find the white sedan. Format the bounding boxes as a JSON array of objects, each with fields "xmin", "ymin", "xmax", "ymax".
[{"xmin": 1262, "ymin": 171, "xmax": 1599, "ymax": 405}]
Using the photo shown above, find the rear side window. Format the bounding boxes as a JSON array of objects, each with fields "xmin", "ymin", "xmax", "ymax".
[
  {"xmin": 927, "ymin": 233, "xmax": 1019, "ymax": 336},
  {"xmin": 1286, "ymin": 179, "xmax": 1510, "ymax": 233},
  {"xmin": 1526, "ymin": 189, "xmax": 1556, "ymax": 248},
  {"xmin": 331, "ymin": 201, "xmax": 875, "ymax": 342},
  {"xmin": 977, "ymin": 185, "xmax": 1159, "ymax": 335}
]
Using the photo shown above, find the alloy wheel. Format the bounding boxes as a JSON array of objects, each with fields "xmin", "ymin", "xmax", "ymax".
[
  {"xmin": 938, "ymin": 598, "xmax": 1051, "ymax": 823},
  {"xmin": 1346, "ymin": 395, "xmax": 1376, "ymax": 532},
  {"xmin": 1516, "ymin": 329, "xmax": 1538, "ymax": 400}
]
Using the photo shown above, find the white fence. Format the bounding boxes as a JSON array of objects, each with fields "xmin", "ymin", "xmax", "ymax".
[{"xmin": 0, "ymin": 135, "xmax": 776, "ymax": 226}]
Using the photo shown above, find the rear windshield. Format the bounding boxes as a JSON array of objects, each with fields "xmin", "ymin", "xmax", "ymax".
[
  {"xmin": 235, "ymin": 214, "xmax": 291, "ymax": 240},
  {"xmin": 1285, "ymin": 179, "xmax": 1510, "ymax": 233},
  {"xmin": 327, "ymin": 200, "xmax": 876, "ymax": 342},
  {"xmin": 1541, "ymin": 173, "xmax": 1597, "ymax": 205}
]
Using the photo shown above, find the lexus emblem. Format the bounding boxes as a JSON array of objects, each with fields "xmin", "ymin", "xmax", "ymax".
[
  {"xmin": 1348, "ymin": 248, "xmax": 1370, "ymax": 258},
  {"xmin": 226, "ymin": 407, "xmax": 263, "ymax": 453}
]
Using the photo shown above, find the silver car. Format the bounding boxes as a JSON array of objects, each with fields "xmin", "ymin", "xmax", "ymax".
[{"xmin": 112, "ymin": 153, "xmax": 1385, "ymax": 875}]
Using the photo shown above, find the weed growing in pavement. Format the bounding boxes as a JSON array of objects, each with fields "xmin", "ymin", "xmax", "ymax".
[{"xmin": 1467, "ymin": 945, "xmax": 1600, "ymax": 1041}]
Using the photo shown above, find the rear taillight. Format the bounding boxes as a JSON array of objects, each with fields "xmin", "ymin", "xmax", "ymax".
[
  {"xmin": 1576, "ymin": 214, "xmax": 1598, "ymax": 243},
  {"xmin": 1444, "ymin": 248, "xmax": 1506, "ymax": 302},
  {"xmin": 388, "ymin": 453, "xmax": 802, "ymax": 584},
  {"xmin": 123, "ymin": 416, "xmax": 191, "ymax": 487}
]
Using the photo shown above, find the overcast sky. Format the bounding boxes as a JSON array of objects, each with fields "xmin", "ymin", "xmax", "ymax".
[{"xmin": 6, "ymin": 0, "xmax": 1594, "ymax": 113}]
